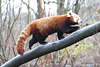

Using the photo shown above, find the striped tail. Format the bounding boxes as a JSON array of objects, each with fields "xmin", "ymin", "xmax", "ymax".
[{"xmin": 16, "ymin": 25, "xmax": 31, "ymax": 55}]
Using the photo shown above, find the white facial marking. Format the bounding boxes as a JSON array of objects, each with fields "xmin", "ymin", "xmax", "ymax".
[{"xmin": 67, "ymin": 11, "xmax": 81, "ymax": 23}]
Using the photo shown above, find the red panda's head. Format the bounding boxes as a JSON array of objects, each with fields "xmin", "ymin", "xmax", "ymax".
[
  {"xmin": 64, "ymin": 11, "xmax": 81, "ymax": 34},
  {"xmin": 66, "ymin": 11, "xmax": 81, "ymax": 25}
]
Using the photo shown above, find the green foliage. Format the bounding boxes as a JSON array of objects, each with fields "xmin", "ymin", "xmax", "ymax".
[
  {"xmin": 72, "ymin": 40, "xmax": 93, "ymax": 56},
  {"xmin": 59, "ymin": 49, "xmax": 66, "ymax": 58},
  {"xmin": 58, "ymin": 40, "xmax": 93, "ymax": 58}
]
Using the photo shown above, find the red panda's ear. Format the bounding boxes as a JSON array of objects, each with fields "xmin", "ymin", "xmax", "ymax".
[
  {"xmin": 67, "ymin": 12, "xmax": 72, "ymax": 18},
  {"xmin": 69, "ymin": 12, "xmax": 71, "ymax": 15}
]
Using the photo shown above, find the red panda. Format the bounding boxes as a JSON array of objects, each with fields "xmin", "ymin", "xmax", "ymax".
[{"xmin": 16, "ymin": 12, "xmax": 81, "ymax": 55}]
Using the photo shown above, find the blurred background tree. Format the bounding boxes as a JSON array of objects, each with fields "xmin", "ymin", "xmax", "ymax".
[{"xmin": 0, "ymin": 0, "xmax": 100, "ymax": 67}]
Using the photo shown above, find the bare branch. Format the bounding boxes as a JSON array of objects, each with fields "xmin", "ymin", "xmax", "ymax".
[
  {"xmin": 6, "ymin": 5, "xmax": 21, "ymax": 42},
  {"xmin": 22, "ymin": 0, "xmax": 37, "ymax": 16},
  {"xmin": 1, "ymin": 21, "xmax": 100, "ymax": 67}
]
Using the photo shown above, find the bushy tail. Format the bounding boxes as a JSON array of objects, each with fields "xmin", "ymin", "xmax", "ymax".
[{"xmin": 16, "ymin": 25, "xmax": 31, "ymax": 55}]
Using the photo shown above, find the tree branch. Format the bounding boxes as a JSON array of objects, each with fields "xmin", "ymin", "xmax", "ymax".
[{"xmin": 1, "ymin": 21, "xmax": 100, "ymax": 67}]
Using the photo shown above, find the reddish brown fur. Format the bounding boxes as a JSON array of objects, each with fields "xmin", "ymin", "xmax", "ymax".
[{"xmin": 16, "ymin": 14, "xmax": 77, "ymax": 55}]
